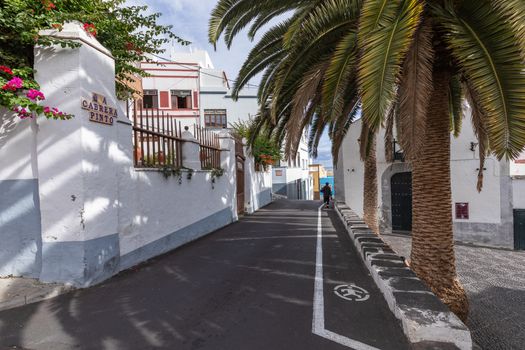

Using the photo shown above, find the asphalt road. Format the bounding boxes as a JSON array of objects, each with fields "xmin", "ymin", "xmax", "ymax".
[{"xmin": 0, "ymin": 200, "xmax": 409, "ymax": 350}]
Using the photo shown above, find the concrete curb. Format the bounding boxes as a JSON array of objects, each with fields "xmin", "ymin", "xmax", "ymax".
[
  {"xmin": 0, "ymin": 282, "xmax": 74, "ymax": 312},
  {"xmin": 334, "ymin": 201, "xmax": 472, "ymax": 350}
]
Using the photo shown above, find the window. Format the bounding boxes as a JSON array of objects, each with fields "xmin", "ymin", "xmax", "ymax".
[
  {"xmin": 171, "ymin": 90, "xmax": 192, "ymax": 109},
  {"xmin": 143, "ymin": 90, "xmax": 158, "ymax": 108},
  {"xmin": 204, "ymin": 109, "xmax": 228, "ymax": 128}
]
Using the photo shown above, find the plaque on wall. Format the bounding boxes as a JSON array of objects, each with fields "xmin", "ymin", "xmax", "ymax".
[
  {"xmin": 81, "ymin": 93, "xmax": 118, "ymax": 125},
  {"xmin": 455, "ymin": 202, "xmax": 469, "ymax": 220}
]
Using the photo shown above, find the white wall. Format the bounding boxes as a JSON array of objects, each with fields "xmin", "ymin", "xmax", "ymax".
[
  {"xmin": 0, "ymin": 111, "xmax": 37, "ymax": 182},
  {"xmin": 244, "ymin": 148, "xmax": 273, "ymax": 213},
  {"xmin": 0, "ymin": 23, "xmax": 273, "ymax": 286},
  {"xmin": 337, "ymin": 111, "xmax": 511, "ymax": 246},
  {"xmin": 116, "ymin": 124, "xmax": 238, "ymax": 268},
  {"xmin": 200, "ymin": 88, "xmax": 259, "ymax": 127},
  {"xmin": 140, "ymin": 61, "xmax": 200, "ymax": 128},
  {"xmin": 510, "ymin": 149, "xmax": 525, "ymax": 176},
  {"xmin": 513, "ymin": 178, "xmax": 525, "ymax": 209},
  {"xmin": 338, "ymin": 119, "xmax": 365, "ymax": 216}
]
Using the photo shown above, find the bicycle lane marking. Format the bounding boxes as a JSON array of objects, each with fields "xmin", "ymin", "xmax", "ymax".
[{"xmin": 312, "ymin": 203, "xmax": 380, "ymax": 350}]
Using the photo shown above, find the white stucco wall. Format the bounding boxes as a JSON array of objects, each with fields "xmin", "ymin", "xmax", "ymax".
[
  {"xmin": 337, "ymin": 119, "xmax": 366, "ymax": 217},
  {"xmin": 0, "ymin": 110, "xmax": 37, "ymax": 182},
  {"xmin": 116, "ymin": 123, "xmax": 237, "ymax": 265},
  {"xmin": 139, "ymin": 60, "xmax": 200, "ymax": 129},
  {"xmin": 513, "ymin": 178, "xmax": 525, "ymax": 209},
  {"xmin": 510, "ymin": 150, "xmax": 525, "ymax": 176},
  {"xmin": 199, "ymin": 88, "xmax": 259, "ymax": 127},
  {"xmin": 0, "ymin": 23, "xmax": 274, "ymax": 286},
  {"xmin": 336, "ymin": 110, "xmax": 512, "ymax": 247},
  {"xmin": 244, "ymin": 149, "xmax": 273, "ymax": 213}
]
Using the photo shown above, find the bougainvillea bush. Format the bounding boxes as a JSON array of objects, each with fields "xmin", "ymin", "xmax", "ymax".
[
  {"xmin": 0, "ymin": 0, "xmax": 188, "ymax": 119},
  {"xmin": 0, "ymin": 65, "xmax": 71, "ymax": 119}
]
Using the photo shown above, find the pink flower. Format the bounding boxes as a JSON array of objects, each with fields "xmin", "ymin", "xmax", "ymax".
[
  {"xmin": 42, "ymin": 106, "xmax": 70, "ymax": 119},
  {"xmin": 0, "ymin": 66, "xmax": 13, "ymax": 75},
  {"xmin": 2, "ymin": 77, "xmax": 23, "ymax": 91},
  {"xmin": 13, "ymin": 106, "xmax": 32, "ymax": 119},
  {"xmin": 26, "ymin": 89, "xmax": 45, "ymax": 101}
]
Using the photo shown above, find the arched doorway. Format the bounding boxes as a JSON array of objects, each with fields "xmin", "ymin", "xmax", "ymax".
[{"xmin": 391, "ymin": 172, "xmax": 412, "ymax": 232}]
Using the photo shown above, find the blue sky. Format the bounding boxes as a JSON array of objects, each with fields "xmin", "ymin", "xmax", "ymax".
[{"xmin": 129, "ymin": 0, "xmax": 333, "ymax": 169}]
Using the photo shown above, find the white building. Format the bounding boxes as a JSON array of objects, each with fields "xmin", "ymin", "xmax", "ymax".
[
  {"xmin": 169, "ymin": 49, "xmax": 314, "ymax": 200},
  {"xmin": 138, "ymin": 54, "xmax": 201, "ymax": 130},
  {"xmin": 272, "ymin": 131, "xmax": 314, "ymax": 200},
  {"xmin": 334, "ymin": 109, "xmax": 525, "ymax": 250}
]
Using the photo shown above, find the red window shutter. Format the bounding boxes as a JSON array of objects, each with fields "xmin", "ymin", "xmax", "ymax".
[
  {"xmin": 193, "ymin": 91, "xmax": 199, "ymax": 108},
  {"xmin": 159, "ymin": 91, "xmax": 169, "ymax": 108}
]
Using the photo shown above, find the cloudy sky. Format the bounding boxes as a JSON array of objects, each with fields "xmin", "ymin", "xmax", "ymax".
[{"xmin": 130, "ymin": 0, "xmax": 333, "ymax": 169}]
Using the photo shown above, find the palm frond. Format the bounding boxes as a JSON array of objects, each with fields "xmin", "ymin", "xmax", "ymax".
[
  {"xmin": 464, "ymin": 81, "xmax": 489, "ymax": 192},
  {"xmin": 359, "ymin": 121, "xmax": 375, "ymax": 161},
  {"xmin": 396, "ymin": 19, "xmax": 433, "ymax": 160},
  {"xmin": 322, "ymin": 30, "xmax": 358, "ymax": 122},
  {"xmin": 308, "ymin": 110, "xmax": 328, "ymax": 158},
  {"xmin": 358, "ymin": 0, "xmax": 423, "ymax": 132},
  {"xmin": 449, "ymin": 74, "xmax": 463, "ymax": 138},
  {"xmin": 285, "ymin": 62, "xmax": 326, "ymax": 158},
  {"xmin": 433, "ymin": 0, "xmax": 525, "ymax": 159},
  {"xmin": 384, "ymin": 102, "xmax": 395, "ymax": 162},
  {"xmin": 491, "ymin": 0, "xmax": 525, "ymax": 59},
  {"xmin": 331, "ymin": 100, "xmax": 360, "ymax": 164}
]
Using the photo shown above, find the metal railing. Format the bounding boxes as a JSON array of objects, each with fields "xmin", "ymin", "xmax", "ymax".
[
  {"xmin": 194, "ymin": 125, "xmax": 221, "ymax": 169},
  {"xmin": 130, "ymin": 101, "xmax": 183, "ymax": 168}
]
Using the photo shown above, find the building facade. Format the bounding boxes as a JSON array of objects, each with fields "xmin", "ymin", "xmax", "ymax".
[
  {"xmin": 138, "ymin": 49, "xmax": 314, "ymax": 201},
  {"xmin": 310, "ymin": 164, "xmax": 328, "ymax": 200},
  {"xmin": 334, "ymin": 110, "xmax": 525, "ymax": 250},
  {"xmin": 139, "ymin": 54, "xmax": 202, "ymax": 129},
  {"xmin": 272, "ymin": 132, "xmax": 314, "ymax": 200}
]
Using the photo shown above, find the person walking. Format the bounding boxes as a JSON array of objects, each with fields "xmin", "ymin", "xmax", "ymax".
[{"xmin": 321, "ymin": 183, "xmax": 332, "ymax": 209}]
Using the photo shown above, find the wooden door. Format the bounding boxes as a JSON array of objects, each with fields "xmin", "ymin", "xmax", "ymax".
[{"xmin": 391, "ymin": 172, "xmax": 412, "ymax": 232}]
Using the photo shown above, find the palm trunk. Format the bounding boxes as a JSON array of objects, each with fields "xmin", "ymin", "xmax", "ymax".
[
  {"xmin": 410, "ymin": 72, "xmax": 468, "ymax": 321},
  {"xmin": 363, "ymin": 136, "xmax": 378, "ymax": 234}
]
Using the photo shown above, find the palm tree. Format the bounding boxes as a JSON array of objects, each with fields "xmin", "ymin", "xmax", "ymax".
[{"xmin": 209, "ymin": 0, "xmax": 525, "ymax": 320}]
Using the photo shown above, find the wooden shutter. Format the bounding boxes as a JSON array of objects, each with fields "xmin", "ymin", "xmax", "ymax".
[
  {"xmin": 159, "ymin": 91, "xmax": 169, "ymax": 108},
  {"xmin": 193, "ymin": 91, "xmax": 199, "ymax": 108}
]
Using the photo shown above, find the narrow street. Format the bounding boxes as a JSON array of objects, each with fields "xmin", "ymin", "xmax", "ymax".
[{"xmin": 0, "ymin": 200, "xmax": 409, "ymax": 350}]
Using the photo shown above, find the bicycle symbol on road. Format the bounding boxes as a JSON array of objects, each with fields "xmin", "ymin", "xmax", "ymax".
[{"xmin": 333, "ymin": 284, "xmax": 370, "ymax": 302}]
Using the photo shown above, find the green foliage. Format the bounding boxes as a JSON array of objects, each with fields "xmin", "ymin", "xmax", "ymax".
[
  {"xmin": 209, "ymin": 0, "xmax": 525, "ymax": 161},
  {"xmin": 160, "ymin": 166, "xmax": 194, "ymax": 184},
  {"xmin": 0, "ymin": 0, "xmax": 189, "ymax": 99},
  {"xmin": 231, "ymin": 120, "xmax": 281, "ymax": 170},
  {"xmin": 0, "ymin": 66, "xmax": 72, "ymax": 119}
]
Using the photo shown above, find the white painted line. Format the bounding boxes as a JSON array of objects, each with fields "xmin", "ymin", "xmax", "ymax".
[{"xmin": 312, "ymin": 204, "xmax": 380, "ymax": 350}]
